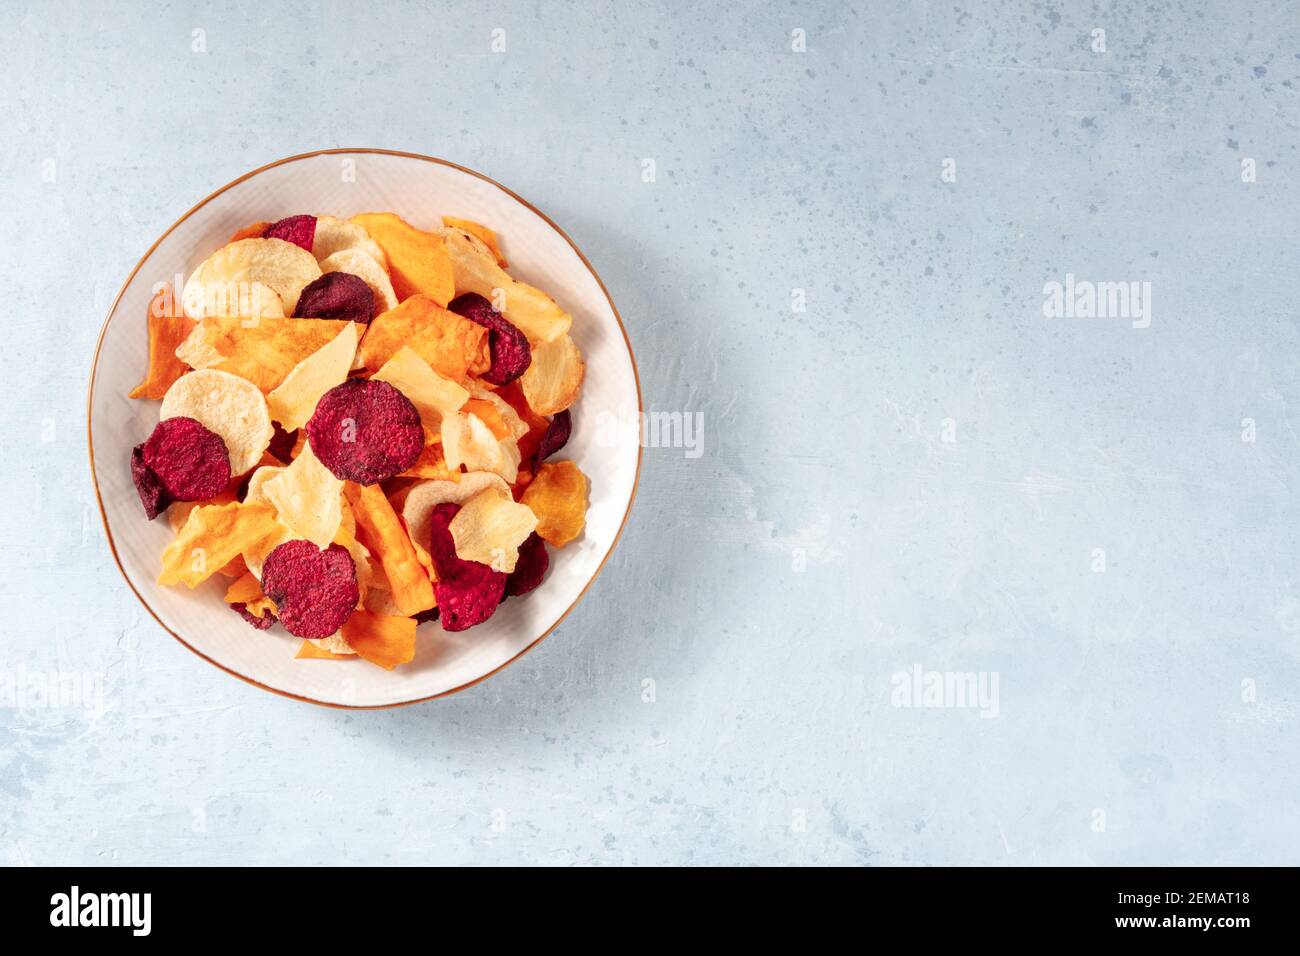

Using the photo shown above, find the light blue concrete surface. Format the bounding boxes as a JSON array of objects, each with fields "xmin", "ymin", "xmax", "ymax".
[{"xmin": 2, "ymin": 0, "xmax": 1298, "ymax": 865}]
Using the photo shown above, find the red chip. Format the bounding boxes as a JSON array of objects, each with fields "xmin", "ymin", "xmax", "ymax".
[
  {"xmin": 505, "ymin": 532, "xmax": 549, "ymax": 597},
  {"xmin": 448, "ymin": 293, "xmax": 532, "ymax": 386},
  {"xmin": 266, "ymin": 421, "xmax": 297, "ymax": 463},
  {"xmin": 231, "ymin": 602, "xmax": 274, "ymax": 630},
  {"xmin": 130, "ymin": 444, "xmax": 170, "ymax": 519},
  {"xmin": 534, "ymin": 409, "xmax": 571, "ymax": 468},
  {"xmin": 427, "ymin": 503, "xmax": 506, "ymax": 632},
  {"xmin": 305, "ymin": 378, "xmax": 424, "ymax": 485},
  {"xmin": 293, "ymin": 272, "xmax": 375, "ymax": 324},
  {"xmin": 260, "ymin": 540, "xmax": 359, "ymax": 639},
  {"xmin": 142, "ymin": 417, "xmax": 232, "ymax": 502},
  {"xmin": 263, "ymin": 214, "xmax": 316, "ymax": 252}
]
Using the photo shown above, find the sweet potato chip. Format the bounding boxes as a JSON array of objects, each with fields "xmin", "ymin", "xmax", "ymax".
[
  {"xmin": 175, "ymin": 317, "xmax": 354, "ymax": 394},
  {"xmin": 496, "ymin": 381, "xmax": 551, "ymax": 463},
  {"xmin": 295, "ymin": 640, "xmax": 348, "ymax": 660},
  {"xmin": 266, "ymin": 321, "xmax": 359, "ymax": 431},
  {"xmin": 229, "ymin": 221, "xmax": 272, "ymax": 243},
  {"xmin": 160, "ymin": 369, "xmax": 275, "ymax": 476},
  {"xmin": 130, "ymin": 284, "xmax": 195, "ymax": 400},
  {"xmin": 520, "ymin": 460, "xmax": 588, "ymax": 547},
  {"xmin": 371, "ymin": 345, "xmax": 469, "ymax": 433},
  {"xmin": 443, "ymin": 228, "xmax": 571, "ymax": 343},
  {"xmin": 519, "ymin": 333, "xmax": 585, "ymax": 416},
  {"xmin": 357, "ymin": 295, "xmax": 487, "ymax": 382},
  {"xmin": 441, "ymin": 411, "xmax": 521, "ymax": 483},
  {"xmin": 319, "ymin": 248, "xmax": 398, "ymax": 314},
  {"xmin": 349, "ymin": 212, "xmax": 454, "ymax": 306},
  {"xmin": 262, "ymin": 444, "xmax": 343, "ymax": 549},
  {"xmin": 461, "ymin": 398, "xmax": 512, "ymax": 440},
  {"xmin": 341, "ymin": 610, "xmax": 417, "ymax": 670},
  {"xmin": 442, "ymin": 216, "xmax": 506, "ymax": 266},
  {"xmin": 448, "ymin": 488, "xmax": 538, "ymax": 572},
  {"xmin": 344, "ymin": 482, "xmax": 435, "ymax": 616},
  {"xmin": 224, "ymin": 571, "xmax": 263, "ymax": 604},
  {"xmin": 158, "ymin": 501, "xmax": 277, "ymax": 587},
  {"xmin": 399, "ymin": 442, "xmax": 460, "ymax": 481}
]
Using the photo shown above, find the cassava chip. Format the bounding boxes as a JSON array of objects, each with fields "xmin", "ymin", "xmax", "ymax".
[
  {"xmin": 158, "ymin": 501, "xmax": 277, "ymax": 588},
  {"xmin": 519, "ymin": 333, "xmax": 584, "ymax": 416},
  {"xmin": 292, "ymin": 272, "xmax": 375, "ymax": 324},
  {"xmin": 441, "ymin": 411, "xmax": 520, "ymax": 483},
  {"xmin": 266, "ymin": 321, "xmax": 358, "ymax": 431},
  {"xmin": 263, "ymin": 214, "xmax": 316, "ymax": 252},
  {"xmin": 448, "ymin": 488, "xmax": 538, "ymax": 573},
  {"xmin": 261, "ymin": 444, "xmax": 343, "ymax": 549},
  {"xmin": 311, "ymin": 215, "xmax": 386, "ymax": 267},
  {"xmin": 427, "ymin": 503, "xmax": 506, "ymax": 632},
  {"xmin": 130, "ymin": 445, "xmax": 170, "ymax": 519},
  {"xmin": 442, "ymin": 216, "xmax": 506, "ymax": 266},
  {"xmin": 130, "ymin": 284, "xmax": 194, "ymax": 400},
  {"xmin": 260, "ymin": 539, "xmax": 359, "ymax": 639},
  {"xmin": 344, "ymin": 482, "xmax": 435, "ymax": 617},
  {"xmin": 306, "ymin": 378, "xmax": 424, "ymax": 485},
  {"xmin": 449, "ymin": 293, "xmax": 532, "ymax": 386},
  {"xmin": 535, "ymin": 409, "xmax": 572, "ymax": 466},
  {"xmin": 188, "ymin": 237, "xmax": 322, "ymax": 315},
  {"xmin": 349, "ymin": 212, "xmax": 454, "ymax": 305},
  {"xmin": 341, "ymin": 610, "xmax": 417, "ymax": 670},
  {"xmin": 319, "ymin": 248, "xmax": 398, "ymax": 314},
  {"xmin": 506, "ymin": 532, "xmax": 549, "ymax": 597},
  {"xmin": 357, "ymin": 295, "xmax": 487, "ymax": 381},
  {"xmin": 443, "ymin": 227, "xmax": 571, "ymax": 343},
  {"xmin": 160, "ymin": 369, "xmax": 274, "ymax": 475},
  {"xmin": 140, "ymin": 416, "xmax": 232, "ymax": 502},
  {"xmin": 371, "ymin": 345, "xmax": 469, "ymax": 433},
  {"xmin": 520, "ymin": 460, "xmax": 588, "ymax": 547},
  {"xmin": 175, "ymin": 317, "xmax": 353, "ymax": 394}
]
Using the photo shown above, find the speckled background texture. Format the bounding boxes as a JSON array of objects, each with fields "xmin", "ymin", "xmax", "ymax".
[{"xmin": 2, "ymin": 1, "xmax": 1297, "ymax": 865}]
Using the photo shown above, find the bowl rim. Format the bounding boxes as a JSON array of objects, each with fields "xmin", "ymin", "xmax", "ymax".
[{"xmin": 86, "ymin": 147, "xmax": 643, "ymax": 709}]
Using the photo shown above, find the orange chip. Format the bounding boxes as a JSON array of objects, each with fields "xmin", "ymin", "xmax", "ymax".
[
  {"xmin": 496, "ymin": 381, "xmax": 551, "ymax": 463},
  {"xmin": 461, "ymin": 398, "xmax": 512, "ymax": 440},
  {"xmin": 348, "ymin": 212, "xmax": 455, "ymax": 306},
  {"xmin": 341, "ymin": 609, "xmax": 417, "ymax": 670},
  {"xmin": 399, "ymin": 441, "xmax": 460, "ymax": 481},
  {"xmin": 129, "ymin": 284, "xmax": 195, "ymax": 400},
  {"xmin": 520, "ymin": 460, "xmax": 589, "ymax": 547},
  {"xmin": 216, "ymin": 554, "xmax": 248, "ymax": 579},
  {"xmin": 442, "ymin": 216, "xmax": 506, "ymax": 266},
  {"xmin": 357, "ymin": 295, "xmax": 487, "ymax": 381},
  {"xmin": 343, "ymin": 482, "xmax": 435, "ymax": 616},
  {"xmin": 158, "ymin": 501, "xmax": 277, "ymax": 588},
  {"xmin": 177, "ymin": 317, "xmax": 354, "ymax": 393},
  {"xmin": 229, "ymin": 220, "xmax": 271, "ymax": 243},
  {"xmin": 295, "ymin": 640, "xmax": 348, "ymax": 660},
  {"xmin": 167, "ymin": 489, "xmax": 238, "ymax": 534},
  {"xmin": 224, "ymin": 571, "xmax": 263, "ymax": 604}
]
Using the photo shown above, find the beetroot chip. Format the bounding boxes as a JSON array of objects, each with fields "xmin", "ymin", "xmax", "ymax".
[
  {"xmin": 263, "ymin": 214, "xmax": 316, "ymax": 252},
  {"xmin": 448, "ymin": 293, "xmax": 531, "ymax": 386},
  {"xmin": 142, "ymin": 416, "xmax": 232, "ymax": 502},
  {"xmin": 427, "ymin": 503, "xmax": 506, "ymax": 632},
  {"xmin": 305, "ymin": 378, "xmax": 424, "ymax": 485},
  {"xmin": 130, "ymin": 444, "xmax": 171, "ymax": 519},
  {"xmin": 293, "ymin": 272, "xmax": 375, "ymax": 324},
  {"xmin": 534, "ymin": 409, "xmax": 571, "ymax": 468},
  {"xmin": 260, "ymin": 540, "xmax": 359, "ymax": 639},
  {"xmin": 414, "ymin": 606, "xmax": 440, "ymax": 624},
  {"xmin": 231, "ymin": 602, "xmax": 274, "ymax": 630},
  {"xmin": 505, "ymin": 532, "xmax": 549, "ymax": 597},
  {"xmin": 267, "ymin": 421, "xmax": 297, "ymax": 463}
]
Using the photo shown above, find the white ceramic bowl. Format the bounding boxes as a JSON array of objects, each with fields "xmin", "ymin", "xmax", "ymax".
[{"xmin": 88, "ymin": 150, "xmax": 641, "ymax": 707}]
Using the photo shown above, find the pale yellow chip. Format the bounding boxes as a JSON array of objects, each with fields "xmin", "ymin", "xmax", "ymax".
[
  {"xmin": 242, "ymin": 465, "xmax": 284, "ymax": 506},
  {"xmin": 160, "ymin": 368, "xmax": 274, "ymax": 475},
  {"xmin": 441, "ymin": 411, "xmax": 521, "ymax": 483},
  {"xmin": 371, "ymin": 345, "xmax": 469, "ymax": 434},
  {"xmin": 266, "ymin": 321, "xmax": 358, "ymax": 431},
  {"xmin": 179, "ymin": 279, "xmax": 285, "ymax": 321},
  {"xmin": 189, "ymin": 237, "xmax": 322, "ymax": 315},
  {"xmin": 448, "ymin": 488, "xmax": 538, "ymax": 573},
  {"xmin": 319, "ymin": 248, "xmax": 398, "ymax": 315},
  {"xmin": 312, "ymin": 215, "xmax": 387, "ymax": 268},
  {"xmin": 520, "ymin": 333, "xmax": 585, "ymax": 416},
  {"xmin": 400, "ymin": 472, "xmax": 512, "ymax": 568},
  {"xmin": 261, "ymin": 443, "xmax": 343, "ymax": 549},
  {"xmin": 306, "ymin": 632, "xmax": 356, "ymax": 656},
  {"xmin": 443, "ymin": 227, "xmax": 571, "ymax": 343}
]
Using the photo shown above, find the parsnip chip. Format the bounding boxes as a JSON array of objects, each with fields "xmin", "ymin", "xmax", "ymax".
[
  {"xmin": 442, "ymin": 216, "xmax": 506, "ymax": 266},
  {"xmin": 158, "ymin": 501, "xmax": 277, "ymax": 587},
  {"xmin": 261, "ymin": 444, "xmax": 343, "ymax": 549},
  {"xmin": 520, "ymin": 333, "xmax": 585, "ymax": 416},
  {"xmin": 173, "ymin": 317, "xmax": 354, "ymax": 393},
  {"xmin": 242, "ymin": 464, "xmax": 284, "ymax": 505},
  {"xmin": 520, "ymin": 460, "xmax": 589, "ymax": 547},
  {"xmin": 311, "ymin": 215, "xmax": 386, "ymax": 267},
  {"xmin": 349, "ymin": 212, "xmax": 454, "ymax": 306},
  {"xmin": 180, "ymin": 279, "xmax": 285, "ymax": 322},
  {"xmin": 341, "ymin": 610, "xmax": 417, "ymax": 670},
  {"xmin": 188, "ymin": 237, "xmax": 322, "ymax": 314},
  {"xmin": 296, "ymin": 640, "xmax": 349, "ymax": 660},
  {"xmin": 160, "ymin": 369, "xmax": 274, "ymax": 475},
  {"xmin": 371, "ymin": 345, "xmax": 469, "ymax": 433},
  {"xmin": 307, "ymin": 632, "xmax": 356, "ymax": 656},
  {"xmin": 266, "ymin": 321, "xmax": 358, "ymax": 431},
  {"xmin": 344, "ymin": 482, "xmax": 435, "ymax": 617},
  {"xmin": 448, "ymin": 488, "xmax": 538, "ymax": 572},
  {"xmin": 441, "ymin": 411, "xmax": 520, "ymax": 483},
  {"xmin": 400, "ymin": 472, "xmax": 512, "ymax": 569},
  {"xmin": 443, "ymin": 227, "xmax": 571, "ymax": 343},
  {"xmin": 319, "ymin": 248, "xmax": 398, "ymax": 314},
  {"xmin": 357, "ymin": 295, "xmax": 487, "ymax": 381},
  {"xmin": 130, "ymin": 284, "xmax": 195, "ymax": 400}
]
